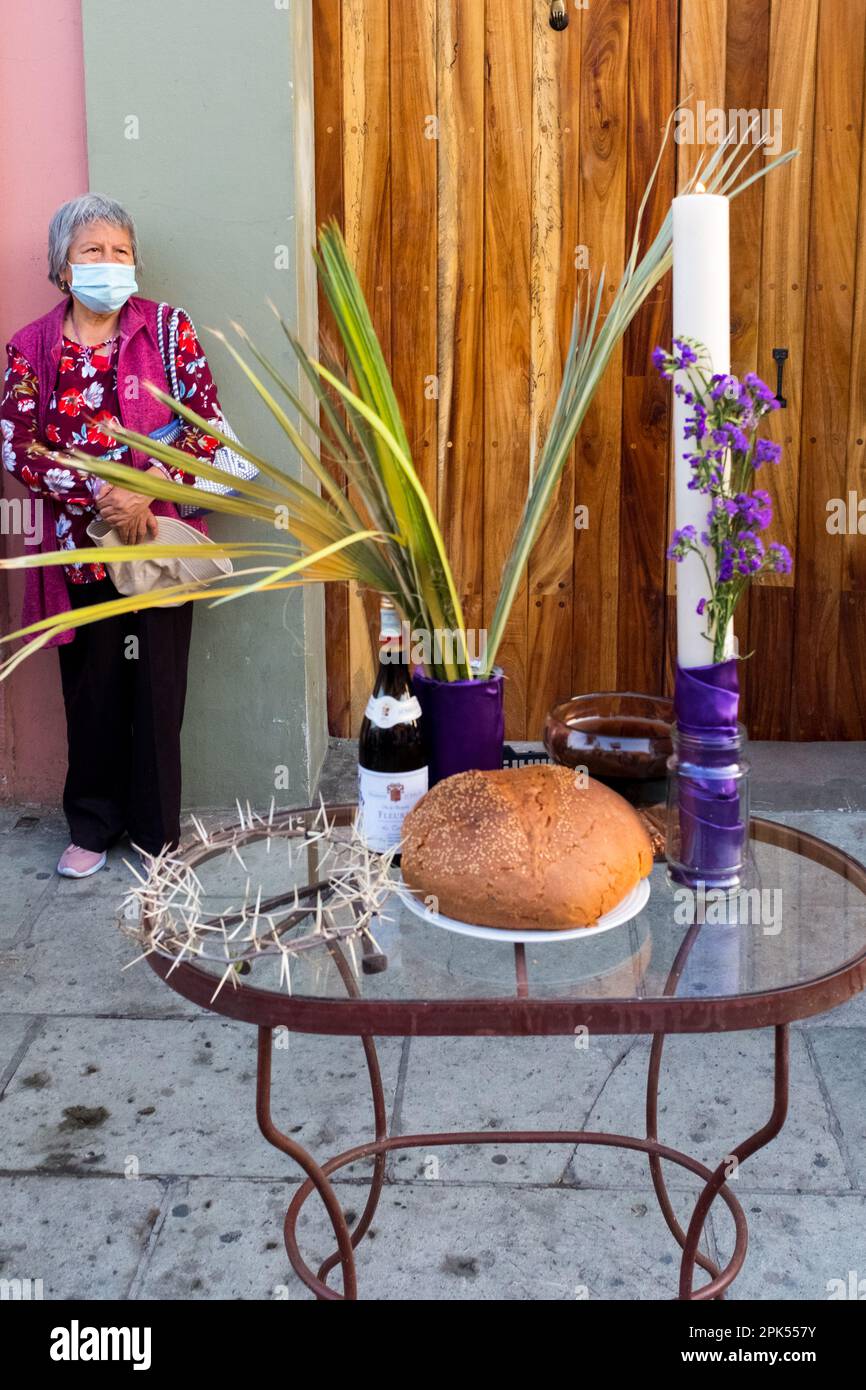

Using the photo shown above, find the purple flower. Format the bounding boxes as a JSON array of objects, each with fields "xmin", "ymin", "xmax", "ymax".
[
  {"xmin": 709, "ymin": 373, "xmax": 738, "ymax": 402},
  {"xmin": 718, "ymin": 540, "xmax": 736, "ymax": 583},
  {"xmin": 735, "ymin": 489, "xmax": 773, "ymax": 530},
  {"xmin": 752, "ymin": 487, "xmax": 773, "ymax": 520},
  {"xmin": 754, "ymin": 438, "xmax": 782, "ymax": 468},
  {"xmin": 684, "ymin": 404, "xmax": 707, "ymax": 441},
  {"xmin": 655, "ymin": 339, "xmax": 795, "ymax": 630},
  {"xmin": 712, "ymin": 423, "xmax": 750, "ymax": 454},
  {"xmin": 654, "ymin": 339, "xmax": 701, "ymax": 379},
  {"xmin": 742, "ymin": 371, "xmax": 779, "ymax": 409},
  {"xmin": 767, "ymin": 542, "xmax": 793, "ymax": 574},
  {"xmin": 672, "ymin": 338, "xmax": 698, "ymax": 368},
  {"xmin": 735, "ymin": 531, "xmax": 765, "ymax": 575},
  {"xmin": 667, "ymin": 524, "xmax": 697, "ymax": 561}
]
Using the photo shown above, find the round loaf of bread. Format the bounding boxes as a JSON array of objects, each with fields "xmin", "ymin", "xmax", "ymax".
[{"xmin": 400, "ymin": 764, "xmax": 654, "ymax": 930}]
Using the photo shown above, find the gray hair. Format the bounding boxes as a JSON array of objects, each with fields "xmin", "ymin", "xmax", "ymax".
[{"xmin": 47, "ymin": 194, "xmax": 140, "ymax": 290}]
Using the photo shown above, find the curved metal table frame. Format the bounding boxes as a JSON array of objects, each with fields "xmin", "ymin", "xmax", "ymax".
[{"xmin": 147, "ymin": 814, "xmax": 866, "ymax": 1301}]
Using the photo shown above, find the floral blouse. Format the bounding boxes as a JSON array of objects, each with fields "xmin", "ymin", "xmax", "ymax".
[{"xmin": 1, "ymin": 313, "xmax": 222, "ymax": 582}]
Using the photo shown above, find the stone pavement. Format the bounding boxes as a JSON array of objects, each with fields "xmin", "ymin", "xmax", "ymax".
[{"xmin": 1, "ymin": 742, "xmax": 865, "ymax": 1301}]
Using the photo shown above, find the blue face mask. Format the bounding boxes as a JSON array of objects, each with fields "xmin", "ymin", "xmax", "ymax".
[{"xmin": 69, "ymin": 262, "xmax": 138, "ymax": 314}]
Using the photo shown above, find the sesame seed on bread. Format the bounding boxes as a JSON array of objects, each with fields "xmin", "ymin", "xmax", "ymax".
[{"xmin": 400, "ymin": 764, "xmax": 653, "ymax": 929}]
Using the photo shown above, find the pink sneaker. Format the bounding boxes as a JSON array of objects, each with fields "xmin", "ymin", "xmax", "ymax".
[{"xmin": 57, "ymin": 844, "xmax": 107, "ymax": 879}]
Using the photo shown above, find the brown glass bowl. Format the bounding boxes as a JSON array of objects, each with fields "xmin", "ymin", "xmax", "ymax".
[{"xmin": 543, "ymin": 692, "xmax": 674, "ymax": 781}]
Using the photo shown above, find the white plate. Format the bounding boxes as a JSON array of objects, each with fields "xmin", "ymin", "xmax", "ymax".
[{"xmin": 394, "ymin": 874, "xmax": 651, "ymax": 944}]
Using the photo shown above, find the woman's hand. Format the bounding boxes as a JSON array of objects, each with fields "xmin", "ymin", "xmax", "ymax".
[
  {"xmin": 119, "ymin": 509, "xmax": 158, "ymax": 545},
  {"xmin": 95, "ymin": 484, "xmax": 157, "ymax": 545}
]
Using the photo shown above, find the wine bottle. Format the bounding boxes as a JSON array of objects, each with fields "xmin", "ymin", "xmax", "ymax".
[{"xmin": 358, "ymin": 600, "xmax": 428, "ymax": 853}]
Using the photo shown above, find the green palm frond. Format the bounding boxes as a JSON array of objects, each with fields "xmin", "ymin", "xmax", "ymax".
[
  {"xmin": 0, "ymin": 533, "xmax": 389, "ymax": 682},
  {"xmin": 307, "ymin": 224, "xmax": 471, "ymax": 676}
]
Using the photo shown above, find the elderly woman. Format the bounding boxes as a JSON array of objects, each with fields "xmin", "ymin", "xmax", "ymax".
[{"xmin": 1, "ymin": 194, "xmax": 228, "ymax": 877}]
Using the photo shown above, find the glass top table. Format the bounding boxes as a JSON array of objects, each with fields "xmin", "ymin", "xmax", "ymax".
[
  {"xmin": 146, "ymin": 806, "xmax": 866, "ymax": 1035},
  {"xmin": 142, "ymin": 803, "xmax": 866, "ymax": 1301}
]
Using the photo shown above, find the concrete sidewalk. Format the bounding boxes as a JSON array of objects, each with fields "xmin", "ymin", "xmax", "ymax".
[{"xmin": 1, "ymin": 742, "xmax": 865, "ymax": 1301}]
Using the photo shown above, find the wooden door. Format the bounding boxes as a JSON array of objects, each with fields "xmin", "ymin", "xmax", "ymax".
[{"xmin": 314, "ymin": 0, "xmax": 866, "ymax": 741}]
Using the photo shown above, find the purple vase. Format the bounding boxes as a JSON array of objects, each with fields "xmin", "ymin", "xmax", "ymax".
[
  {"xmin": 667, "ymin": 659, "xmax": 749, "ymax": 891},
  {"xmin": 410, "ymin": 667, "xmax": 505, "ymax": 786}
]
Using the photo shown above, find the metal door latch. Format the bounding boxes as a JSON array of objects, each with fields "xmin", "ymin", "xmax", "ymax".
[
  {"xmin": 772, "ymin": 347, "xmax": 788, "ymax": 408},
  {"xmin": 549, "ymin": 1, "xmax": 569, "ymax": 30}
]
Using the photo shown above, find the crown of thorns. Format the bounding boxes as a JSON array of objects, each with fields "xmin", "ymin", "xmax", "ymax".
[{"xmin": 118, "ymin": 800, "xmax": 395, "ymax": 1002}]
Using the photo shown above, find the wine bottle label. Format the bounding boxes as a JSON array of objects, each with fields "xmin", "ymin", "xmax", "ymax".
[
  {"xmin": 364, "ymin": 693, "xmax": 422, "ymax": 728},
  {"xmin": 358, "ymin": 764, "xmax": 429, "ymax": 852}
]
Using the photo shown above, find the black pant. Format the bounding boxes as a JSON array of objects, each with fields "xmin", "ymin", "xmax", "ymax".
[{"xmin": 58, "ymin": 577, "xmax": 193, "ymax": 856}]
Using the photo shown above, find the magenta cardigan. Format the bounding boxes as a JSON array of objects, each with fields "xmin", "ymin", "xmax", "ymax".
[{"xmin": 8, "ymin": 295, "xmax": 207, "ymax": 647}]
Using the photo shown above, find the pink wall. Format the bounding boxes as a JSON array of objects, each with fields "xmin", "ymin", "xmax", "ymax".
[{"xmin": 0, "ymin": 1, "xmax": 88, "ymax": 802}]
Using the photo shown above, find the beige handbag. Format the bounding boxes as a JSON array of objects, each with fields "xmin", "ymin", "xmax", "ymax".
[{"xmin": 86, "ymin": 517, "xmax": 233, "ymax": 608}]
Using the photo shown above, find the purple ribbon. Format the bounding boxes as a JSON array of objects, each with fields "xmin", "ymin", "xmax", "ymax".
[
  {"xmin": 411, "ymin": 667, "xmax": 504, "ymax": 786},
  {"xmin": 671, "ymin": 659, "xmax": 745, "ymax": 889}
]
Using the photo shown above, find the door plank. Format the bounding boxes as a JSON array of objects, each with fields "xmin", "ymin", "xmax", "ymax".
[
  {"xmin": 390, "ymin": 1, "xmax": 438, "ymax": 507},
  {"xmin": 791, "ymin": 0, "xmax": 866, "ymax": 738},
  {"xmin": 343, "ymin": 0, "xmax": 392, "ymax": 732},
  {"xmin": 724, "ymin": 0, "xmax": 770, "ymax": 721},
  {"xmin": 748, "ymin": 0, "xmax": 818, "ymax": 738},
  {"xmin": 483, "ymin": 0, "xmax": 534, "ymax": 734},
  {"xmin": 526, "ymin": 2, "xmax": 582, "ymax": 734},
  {"xmin": 437, "ymin": 1, "xmax": 486, "ymax": 641},
  {"xmin": 572, "ymin": 0, "xmax": 630, "ymax": 698},
  {"xmin": 837, "ymin": 52, "xmax": 866, "ymax": 738},
  {"xmin": 313, "ymin": 0, "xmax": 350, "ymax": 736},
  {"xmin": 619, "ymin": 0, "xmax": 677, "ymax": 698}
]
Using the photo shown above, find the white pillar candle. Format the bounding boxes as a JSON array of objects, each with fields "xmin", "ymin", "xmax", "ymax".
[{"xmin": 672, "ymin": 190, "xmax": 732, "ymax": 668}]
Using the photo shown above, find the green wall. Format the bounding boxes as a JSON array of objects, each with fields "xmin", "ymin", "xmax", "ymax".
[{"xmin": 81, "ymin": 0, "xmax": 327, "ymax": 808}]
